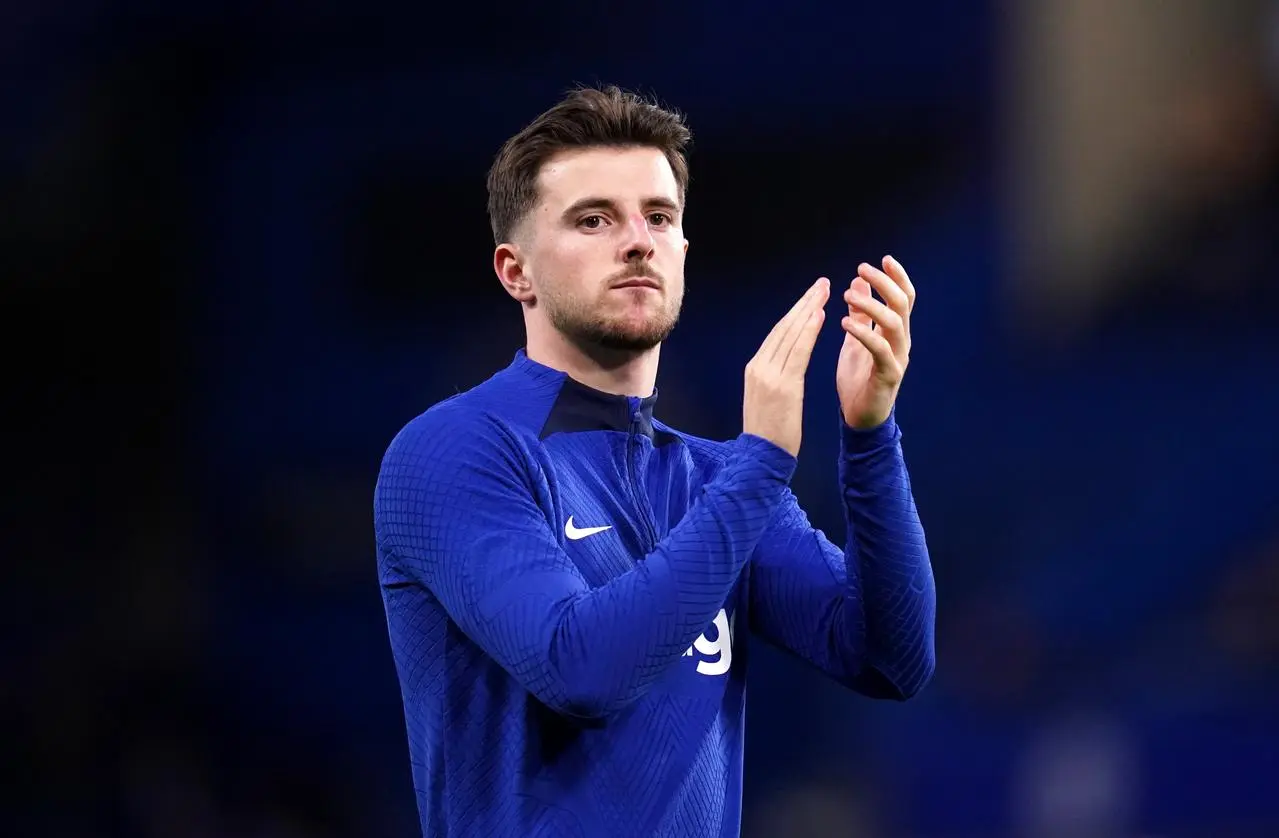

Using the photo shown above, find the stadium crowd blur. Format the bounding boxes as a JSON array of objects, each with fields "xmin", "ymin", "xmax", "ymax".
[{"xmin": 7, "ymin": 2, "xmax": 1278, "ymax": 836}]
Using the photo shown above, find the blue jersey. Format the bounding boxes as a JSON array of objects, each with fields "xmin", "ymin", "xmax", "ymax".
[{"xmin": 373, "ymin": 349, "xmax": 936, "ymax": 837}]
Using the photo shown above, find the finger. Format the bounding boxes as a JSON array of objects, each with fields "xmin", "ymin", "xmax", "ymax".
[
  {"xmin": 857, "ymin": 262, "xmax": 909, "ymax": 317},
  {"xmin": 847, "ymin": 277, "xmax": 873, "ymax": 328},
  {"xmin": 882, "ymin": 255, "xmax": 916, "ymax": 313},
  {"xmin": 782, "ymin": 305, "xmax": 826, "ymax": 373},
  {"xmin": 764, "ymin": 278, "xmax": 828, "ymax": 362},
  {"xmin": 857, "ymin": 262, "xmax": 910, "ymax": 341},
  {"xmin": 758, "ymin": 278, "xmax": 824, "ymax": 359},
  {"xmin": 845, "ymin": 287, "xmax": 907, "ymax": 356},
  {"xmin": 779, "ymin": 279, "xmax": 829, "ymax": 363},
  {"xmin": 842, "ymin": 316, "xmax": 897, "ymax": 372}
]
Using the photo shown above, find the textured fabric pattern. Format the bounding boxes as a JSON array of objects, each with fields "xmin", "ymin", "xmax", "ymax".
[{"xmin": 373, "ymin": 350, "xmax": 936, "ymax": 837}]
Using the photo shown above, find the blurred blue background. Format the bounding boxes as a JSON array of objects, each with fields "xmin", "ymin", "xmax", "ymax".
[{"xmin": 7, "ymin": 1, "xmax": 1279, "ymax": 835}]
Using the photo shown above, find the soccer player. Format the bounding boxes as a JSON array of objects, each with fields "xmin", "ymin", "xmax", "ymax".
[{"xmin": 373, "ymin": 85, "xmax": 936, "ymax": 838}]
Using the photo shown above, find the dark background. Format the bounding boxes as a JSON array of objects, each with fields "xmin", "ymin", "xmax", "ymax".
[{"xmin": 7, "ymin": 1, "xmax": 1279, "ymax": 835}]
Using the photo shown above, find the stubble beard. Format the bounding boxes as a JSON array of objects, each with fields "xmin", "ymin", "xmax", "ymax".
[{"xmin": 545, "ymin": 285, "xmax": 682, "ymax": 354}]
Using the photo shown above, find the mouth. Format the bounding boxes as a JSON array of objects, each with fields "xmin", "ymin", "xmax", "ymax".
[{"xmin": 612, "ymin": 278, "xmax": 660, "ymax": 290}]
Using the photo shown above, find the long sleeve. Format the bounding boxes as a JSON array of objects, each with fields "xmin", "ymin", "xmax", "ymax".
[
  {"xmin": 374, "ymin": 407, "xmax": 797, "ymax": 720},
  {"xmin": 746, "ymin": 410, "xmax": 936, "ymax": 699}
]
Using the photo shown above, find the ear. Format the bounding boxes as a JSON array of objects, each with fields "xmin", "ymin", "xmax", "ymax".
[
  {"xmin": 494, "ymin": 242, "xmax": 534, "ymax": 303},
  {"xmin": 683, "ymin": 238, "xmax": 689, "ymax": 255}
]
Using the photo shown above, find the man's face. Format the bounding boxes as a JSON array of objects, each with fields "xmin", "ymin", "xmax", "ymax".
[{"xmin": 517, "ymin": 146, "xmax": 687, "ymax": 352}]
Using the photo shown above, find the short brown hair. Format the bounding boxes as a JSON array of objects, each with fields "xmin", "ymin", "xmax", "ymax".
[{"xmin": 485, "ymin": 85, "xmax": 692, "ymax": 244}]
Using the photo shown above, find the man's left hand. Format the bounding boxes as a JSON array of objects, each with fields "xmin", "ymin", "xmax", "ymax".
[{"xmin": 835, "ymin": 255, "xmax": 916, "ymax": 429}]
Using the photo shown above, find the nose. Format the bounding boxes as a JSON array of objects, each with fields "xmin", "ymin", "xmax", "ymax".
[{"xmin": 619, "ymin": 213, "xmax": 655, "ymax": 263}]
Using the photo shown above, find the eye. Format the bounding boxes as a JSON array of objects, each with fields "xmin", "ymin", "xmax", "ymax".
[
  {"xmin": 578, "ymin": 214, "xmax": 605, "ymax": 229},
  {"xmin": 648, "ymin": 212, "xmax": 671, "ymax": 227}
]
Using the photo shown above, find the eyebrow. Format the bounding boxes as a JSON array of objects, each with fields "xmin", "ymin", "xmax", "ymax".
[{"xmin": 561, "ymin": 196, "xmax": 681, "ymax": 221}]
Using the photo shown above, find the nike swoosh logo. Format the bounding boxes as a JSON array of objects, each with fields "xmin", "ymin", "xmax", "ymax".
[{"xmin": 564, "ymin": 516, "xmax": 613, "ymax": 540}]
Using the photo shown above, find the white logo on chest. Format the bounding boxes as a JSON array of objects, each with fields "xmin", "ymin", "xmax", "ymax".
[
  {"xmin": 564, "ymin": 515, "xmax": 613, "ymax": 540},
  {"xmin": 683, "ymin": 608, "xmax": 734, "ymax": 676}
]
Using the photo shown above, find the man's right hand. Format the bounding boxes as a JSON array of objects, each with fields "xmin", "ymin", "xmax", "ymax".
[{"xmin": 742, "ymin": 278, "xmax": 830, "ymax": 457}]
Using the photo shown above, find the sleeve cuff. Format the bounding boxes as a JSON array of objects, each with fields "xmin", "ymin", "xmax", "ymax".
[
  {"xmin": 735, "ymin": 432, "xmax": 800, "ymax": 480},
  {"xmin": 839, "ymin": 406, "xmax": 902, "ymax": 455}
]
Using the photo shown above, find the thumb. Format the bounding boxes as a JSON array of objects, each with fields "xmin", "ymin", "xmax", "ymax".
[{"xmin": 848, "ymin": 277, "xmax": 873, "ymax": 327}]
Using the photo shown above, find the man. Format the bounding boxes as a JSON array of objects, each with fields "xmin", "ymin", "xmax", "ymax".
[{"xmin": 373, "ymin": 85, "xmax": 936, "ymax": 838}]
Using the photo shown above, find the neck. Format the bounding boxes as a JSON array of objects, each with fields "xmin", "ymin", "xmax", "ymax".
[{"xmin": 525, "ymin": 320, "xmax": 660, "ymax": 398}]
